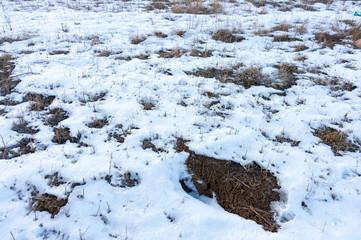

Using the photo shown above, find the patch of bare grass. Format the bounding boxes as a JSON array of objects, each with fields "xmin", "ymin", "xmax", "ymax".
[
  {"xmin": 86, "ymin": 118, "xmax": 109, "ymax": 129},
  {"xmin": 154, "ymin": 31, "xmax": 168, "ymax": 38},
  {"xmin": 212, "ymin": 29, "xmax": 245, "ymax": 43},
  {"xmin": 32, "ymin": 193, "xmax": 68, "ymax": 218},
  {"xmin": 12, "ymin": 118, "xmax": 39, "ymax": 134},
  {"xmin": 105, "ymin": 171, "xmax": 140, "ymax": 188},
  {"xmin": 190, "ymin": 49, "xmax": 213, "ymax": 57},
  {"xmin": 23, "ymin": 93, "xmax": 55, "ymax": 111},
  {"xmin": 0, "ymin": 53, "xmax": 20, "ymax": 96},
  {"xmin": 172, "ymin": 0, "xmax": 223, "ymax": 14},
  {"xmin": 131, "ymin": 34, "xmax": 147, "ymax": 45},
  {"xmin": 176, "ymin": 139, "xmax": 281, "ymax": 232},
  {"xmin": 157, "ymin": 49, "xmax": 187, "ymax": 58},
  {"xmin": 314, "ymin": 127, "xmax": 359, "ymax": 156},
  {"xmin": 273, "ymin": 34, "xmax": 301, "ymax": 42},
  {"xmin": 140, "ymin": 98, "xmax": 156, "ymax": 110},
  {"xmin": 52, "ymin": 127, "xmax": 80, "ymax": 144},
  {"xmin": 0, "ymin": 138, "xmax": 36, "ymax": 159},
  {"xmin": 45, "ymin": 108, "xmax": 69, "ymax": 126}
]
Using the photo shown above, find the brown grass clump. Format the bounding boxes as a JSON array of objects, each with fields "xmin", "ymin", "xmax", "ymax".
[
  {"xmin": 12, "ymin": 119, "xmax": 39, "ymax": 134},
  {"xmin": 131, "ymin": 34, "xmax": 147, "ymax": 44},
  {"xmin": 274, "ymin": 135, "xmax": 300, "ymax": 147},
  {"xmin": 212, "ymin": 29, "xmax": 245, "ymax": 43},
  {"xmin": 315, "ymin": 32, "xmax": 344, "ymax": 49},
  {"xmin": 0, "ymin": 138, "xmax": 36, "ymax": 159},
  {"xmin": 294, "ymin": 44, "xmax": 309, "ymax": 52},
  {"xmin": 140, "ymin": 98, "xmax": 156, "ymax": 110},
  {"xmin": 273, "ymin": 34, "xmax": 301, "ymax": 42},
  {"xmin": 105, "ymin": 171, "xmax": 139, "ymax": 188},
  {"xmin": 271, "ymin": 23, "xmax": 291, "ymax": 32},
  {"xmin": 274, "ymin": 63, "xmax": 302, "ymax": 89},
  {"xmin": 176, "ymin": 139, "xmax": 281, "ymax": 232},
  {"xmin": 157, "ymin": 49, "xmax": 187, "ymax": 58},
  {"xmin": 172, "ymin": 0, "xmax": 222, "ymax": 15},
  {"xmin": 0, "ymin": 54, "xmax": 20, "ymax": 96},
  {"xmin": 314, "ymin": 127, "xmax": 359, "ymax": 156},
  {"xmin": 186, "ymin": 68, "xmax": 234, "ymax": 80},
  {"xmin": 23, "ymin": 93, "xmax": 55, "ymax": 111},
  {"xmin": 154, "ymin": 31, "xmax": 168, "ymax": 38},
  {"xmin": 86, "ymin": 118, "xmax": 108, "ymax": 129},
  {"xmin": 33, "ymin": 193, "xmax": 68, "ymax": 218},
  {"xmin": 190, "ymin": 49, "xmax": 213, "ymax": 57},
  {"xmin": 45, "ymin": 108, "xmax": 69, "ymax": 126},
  {"xmin": 49, "ymin": 50, "xmax": 70, "ymax": 55},
  {"xmin": 52, "ymin": 127, "xmax": 80, "ymax": 144},
  {"xmin": 0, "ymin": 35, "xmax": 30, "ymax": 45}
]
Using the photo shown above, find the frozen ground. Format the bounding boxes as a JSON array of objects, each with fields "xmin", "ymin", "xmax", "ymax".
[{"xmin": 0, "ymin": 0, "xmax": 361, "ymax": 239}]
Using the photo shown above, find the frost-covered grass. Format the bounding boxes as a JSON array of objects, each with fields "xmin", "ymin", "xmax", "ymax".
[{"xmin": 1, "ymin": 0, "xmax": 361, "ymax": 239}]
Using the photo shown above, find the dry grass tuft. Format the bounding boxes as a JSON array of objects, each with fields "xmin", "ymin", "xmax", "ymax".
[
  {"xmin": 314, "ymin": 127, "xmax": 359, "ymax": 156},
  {"xmin": 45, "ymin": 108, "xmax": 69, "ymax": 126},
  {"xmin": 12, "ymin": 118, "xmax": 39, "ymax": 134},
  {"xmin": 172, "ymin": 0, "xmax": 223, "ymax": 15},
  {"xmin": 0, "ymin": 138, "xmax": 36, "ymax": 159},
  {"xmin": 131, "ymin": 34, "xmax": 147, "ymax": 45},
  {"xmin": 52, "ymin": 127, "xmax": 80, "ymax": 144},
  {"xmin": 140, "ymin": 98, "xmax": 156, "ymax": 110},
  {"xmin": 154, "ymin": 31, "xmax": 168, "ymax": 38},
  {"xmin": 177, "ymin": 139, "xmax": 281, "ymax": 232},
  {"xmin": 273, "ymin": 34, "xmax": 301, "ymax": 42},
  {"xmin": 86, "ymin": 118, "xmax": 109, "ymax": 129},
  {"xmin": 0, "ymin": 54, "xmax": 20, "ymax": 96},
  {"xmin": 212, "ymin": 29, "xmax": 245, "ymax": 43},
  {"xmin": 157, "ymin": 49, "xmax": 187, "ymax": 58},
  {"xmin": 33, "ymin": 193, "xmax": 68, "ymax": 218},
  {"xmin": 23, "ymin": 93, "xmax": 55, "ymax": 111},
  {"xmin": 190, "ymin": 49, "xmax": 213, "ymax": 57}
]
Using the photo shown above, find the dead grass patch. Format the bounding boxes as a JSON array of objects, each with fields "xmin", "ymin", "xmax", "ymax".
[
  {"xmin": 49, "ymin": 50, "xmax": 70, "ymax": 55},
  {"xmin": 274, "ymin": 135, "xmax": 300, "ymax": 147},
  {"xmin": 176, "ymin": 139, "xmax": 281, "ymax": 232},
  {"xmin": 157, "ymin": 49, "xmax": 187, "ymax": 58},
  {"xmin": 140, "ymin": 98, "xmax": 156, "ymax": 110},
  {"xmin": 45, "ymin": 172, "xmax": 66, "ymax": 187},
  {"xmin": 52, "ymin": 127, "xmax": 80, "ymax": 144},
  {"xmin": 0, "ymin": 138, "xmax": 36, "ymax": 159},
  {"xmin": 271, "ymin": 23, "xmax": 291, "ymax": 32},
  {"xmin": 12, "ymin": 119, "xmax": 39, "ymax": 134},
  {"xmin": 172, "ymin": 0, "xmax": 223, "ymax": 14},
  {"xmin": 0, "ymin": 35, "xmax": 31, "ymax": 45},
  {"xmin": 314, "ymin": 127, "xmax": 359, "ymax": 156},
  {"xmin": 273, "ymin": 34, "xmax": 301, "ymax": 42},
  {"xmin": 105, "ymin": 171, "xmax": 139, "ymax": 188},
  {"xmin": 176, "ymin": 30, "xmax": 186, "ymax": 37},
  {"xmin": 146, "ymin": 0, "xmax": 171, "ymax": 11},
  {"xmin": 190, "ymin": 49, "xmax": 213, "ymax": 57},
  {"xmin": 274, "ymin": 63, "xmax": 302, "ymax": 89},
  {"xmin": 0, "ymin": 54, "xmax": 20, "ymax": 96},
  {"xmin": 131, "ymin": 34, "xmax": 147, "ymax": 45},
  {"xmin": 23, "ymin": 93, "xmax": 55, "ymax": 111},
  {"xmin": 45, "ymin": 108, "xmax": 69, "ymax": 126},
  {"xmin": 79, "ymin": 92, "xmax": 106, "ymax": 103},
  {"xmin": 33, "ymin": 193, "xmax": 68, "ymax": 218},
  {"xmin": 212, "ymin": 29, "xmax": 245, "ymax": 43},
  {"xmin": 154, "ymin": 31, "xmax": 168, "ymax": 38},
  {"xmin": 86, "ymin": 118, "xmax": 108, "ymax": 129},
  {"xmin": 294, "ymin": 44, "xmax": 309, "ymax": 52},
  {"xmin": 315, "ymin": 32, "xmax": 344, "ymax": 49}
]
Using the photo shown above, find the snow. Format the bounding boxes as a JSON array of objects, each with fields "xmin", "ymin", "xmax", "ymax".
[{"xmin": 1, "ymin": 0, "xmax": 361, "ymax": 239}]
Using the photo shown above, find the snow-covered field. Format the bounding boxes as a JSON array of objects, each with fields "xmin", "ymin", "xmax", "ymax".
[{"xmin": 1, "ymin": 0, "xmax": 361, "ymax": 239}]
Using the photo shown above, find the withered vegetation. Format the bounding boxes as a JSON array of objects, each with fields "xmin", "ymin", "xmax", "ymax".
[
  {"xmin": 314, "ymin": 127, "xmax": 359, "ymax": 156},
  {"xmin": 176, "ymin": 138, "xmax": 281, "ymax": 232}
]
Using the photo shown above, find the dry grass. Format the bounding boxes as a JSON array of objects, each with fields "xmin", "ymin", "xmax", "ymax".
[
  {"xmin": 177, "ymin": 138, "xmax": 281, "ymax": 232},
  {"xmin": 45, "ymin": 108, "xmax": 69, "ymax": 126},
  {"xmin": 140, "ymin": 98, "xmax": 156, "ymax": 110},
  {"xmin": 294, "ymin": 44, "xmax": 309, "ymax": 52},
  {"xmin": 12, "ymin": 118, "xmax": 39, "ymax": 134},
  {"xmin": 212, "ymin": 29, "xmax": 245, "ymax": 43},
  {"xmin": 157, "ymin": 49, "xmax": 187, "ymax": 58},
  {"xmin": 23, "ymin": 93, "xmax": 55, "ymax": 111},
  {"xmin": 0, "ymin": 35, "xmax": 31, "ymax": 45},
  {"xmin": 52, "ymin": 127, "xmax": 80, "ymax": 144},
  {"xmin": 0, "ymin": 53, "xmax": 20, "ymax": 96},
  {"xmin": 0, "ymin": 138, "xmax": 36, "ymax": 159},
  {"xmin": 154, "ymin": 31, "xmax": 168, "ymax": 38},
  {"xmin": 86, "ymin": 118, "xmax": 109, "ymax": 129},
  {"xmin": 172, "ymin": 0, "xmax": 223, "ymax": 15},
  {"xmin": 314, "ymin": 127, "xmax": 359, "ymax": 156},
  {"xmin": 190, "ymin": 49, "xmax": 213, "ymax": 57},
  {"xmin": 131, "ymin": 34, "xmax": 147, "ymax": 45},
  {"xmin": 273, "ymin": 34, "xmax": 301, "ymax": 42}
]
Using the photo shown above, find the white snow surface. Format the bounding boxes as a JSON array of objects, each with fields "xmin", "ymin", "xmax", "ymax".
[{"xmin": 0, "ymin": 0, "xmax": 361, "ymax": 239}]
